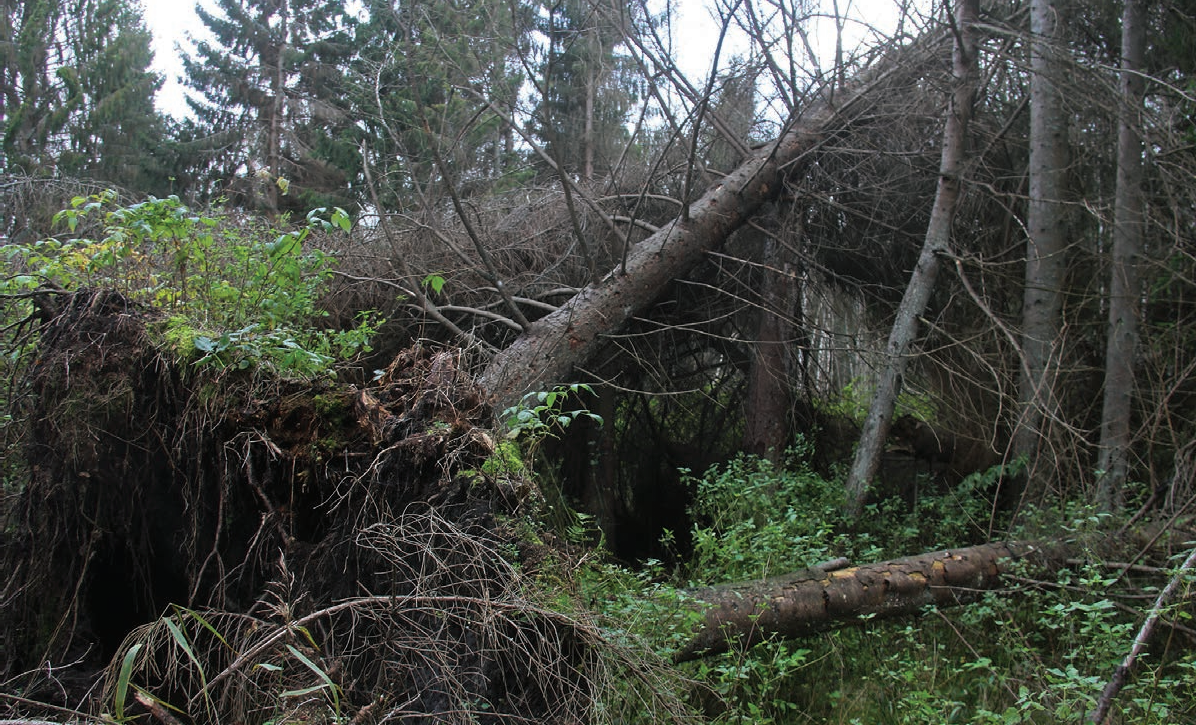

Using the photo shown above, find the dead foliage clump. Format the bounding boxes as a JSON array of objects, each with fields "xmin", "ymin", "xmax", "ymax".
[{"xmin": 1, "ymin": 290, "xmax": 694, "ymax": 724}]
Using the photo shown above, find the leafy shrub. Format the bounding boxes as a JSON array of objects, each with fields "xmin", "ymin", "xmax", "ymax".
[
  {"xmin": 1, "ymin": 192, "xmax": 379, "ymax": 377},
  {"xmin": 500, "ymin": 384, "xmax": 603, "ymax": 443},
  {"xmin": 684, "ymin": 442, "xmax": 884, "ymax": 584}
]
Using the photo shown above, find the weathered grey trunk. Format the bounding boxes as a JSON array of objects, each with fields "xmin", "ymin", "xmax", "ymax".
[
  {"xmin": 583, "ymin": 63, "xmax": 595, "ymax": 181},
  {"xmin": 1012, "ymin": 0, "xmax": 1070, "ymax": 487},
  {"xmin": 843, "ymin": 0, "xmax": 978, "ymax": 517},
  {"xmin": 1096, "ymin": 0, "xmax": 1145, "ymax": 512}
]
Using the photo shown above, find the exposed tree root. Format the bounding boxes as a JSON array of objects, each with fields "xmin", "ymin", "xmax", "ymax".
[{"xmin": 2, "ymin": 290, "xmax": 694, "ymax": 723}]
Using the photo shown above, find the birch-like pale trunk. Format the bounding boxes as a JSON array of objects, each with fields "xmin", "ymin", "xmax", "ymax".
[
  {"xmin": 843, "ymin": 0, "xmax": 978, "ymax": 517},
  {"xmin": 1012, "ymin": 0, "xmax": 1070, "ymax": 487},
  {"xmin": 1096, "ymin": 0, "xmax": 1145, "ymax": 512}
]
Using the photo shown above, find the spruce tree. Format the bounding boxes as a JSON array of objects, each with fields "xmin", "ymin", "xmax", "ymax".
[
  {"xmin": 532, "ymin": 0, "xmax": 638, "ymax": 180},
  {"xmin": 59, "ymin": 0, "xmax": 165, "ymax": 190},
  {"xmin": 181, "ymin": 0, "xmax": 358, "ymax": 211},
  {"xmin": 350, "ymin": 0, "xmax": 529, "ymax": 203},
  {"xmin": 1, "ymin": 0, "xmax": 67, "ymax": 173},
  {"xmin": 1, "ymin": 0, "xmax": 164, "ymax": 191}
]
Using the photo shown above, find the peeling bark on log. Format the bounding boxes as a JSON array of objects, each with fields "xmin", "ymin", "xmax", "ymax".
[{"xmin": 676, "ymin": 540, "xmax": 1052, "ymax": 662}]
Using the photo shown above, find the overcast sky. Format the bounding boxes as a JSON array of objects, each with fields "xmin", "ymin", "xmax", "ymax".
[
  {"xmin": 142, "ymin": 0, "xmax": 204, "ymax": 117},
  {"xmin": 140, "ymin": 0, "xmax": 896, "ymax": 119}
]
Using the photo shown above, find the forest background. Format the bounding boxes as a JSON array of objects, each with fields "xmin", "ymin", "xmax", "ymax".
[{"xmin": 3, "ymin": 0, "xmax": 1196, "ymax": 722}]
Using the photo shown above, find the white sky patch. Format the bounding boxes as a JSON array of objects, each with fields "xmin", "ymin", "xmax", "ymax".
[
  {"xmin": 668, "ymin": 1, "xmax": 750, "ymax": 81},
  {"xmin": 673, "ymin": 0, "xmax": 910, "ymax": 81},
  {"xmin": 142, "ymin": 0, "xmax": 911, "ymax": 120},
  {"xmin": 142, "ymin": 0, "xmax": 209, "ymax": 118}
]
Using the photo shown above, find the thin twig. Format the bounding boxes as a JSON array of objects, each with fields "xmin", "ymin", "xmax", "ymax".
[
  {"xmin": 1090, "ymin": 544, "xmax": 1196, "ymax": 723},
  {"xmin": 358, "ymin": 144, "xmax": 483, "ymax": 345}
]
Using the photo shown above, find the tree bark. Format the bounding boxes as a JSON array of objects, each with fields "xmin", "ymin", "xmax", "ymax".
[
  {"xmin": 1096, "ymin": 0, "xmax": 1145, "ymax": 512},
  {"xmin": 263, "ymin": 0, "xmax": 288, "ymax": 214},
  {"xmin": 581, "ymin": 385, "xmax": 622, "ymax": 549},
  {"xmin": 843, "ymin": 0, "xmax": 978, "ymax": 516},
  {"xmin": 742, "ymin": 217, "xmax": 796, "ymax": 461},
  {"xmin": 477, "ymin": 60, "xmax": 919, "ymax": 410},
  {"xmin": 1012, "ymin": 0, "xmax": 1070, "ymax": 485},
  {"xmin": 676, "ymin": 540, "xmax": 1049, "ymax": 662},
  {"xmin": 584, "ymin": 61, "xmax": 595, "ymax": 181}
]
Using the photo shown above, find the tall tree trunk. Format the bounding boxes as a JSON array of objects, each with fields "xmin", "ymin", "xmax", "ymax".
[
  {"xmin": 1012, "ymin": 0, "xmax": 1069, "ymax": 489},
  {"xmin": 583, "ymin": 62, "xmax": 595, "ymax": 181},
  {"xmin": 843, "ymin": 0, "xmax": 978, "ymax": 517},
  {"xmin": 476, "ymin": 57, "xmax": 920, "ymax": 410},
  {"xmin": 1096, "ymin": 0, "xmax": 1145, "ymax": 512},
  {"xmin": 581, "ymin": 385, "xmax": 622, "ymax": 550},
  {"xmin": 259, "ymin": 2, "xmax": 286, "ymax": 214},
  {"xmin": 742, "ymin": 215, "xmax": 796, "ymax": 461}
]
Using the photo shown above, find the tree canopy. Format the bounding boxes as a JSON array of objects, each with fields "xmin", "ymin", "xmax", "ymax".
[
  {"xmin": 1, "ymin": 0, "xmax": 165, "ymax": 189},
  {"xmin": 3, "ymin": 0, "xmax": 1196, "ymax": 722}
]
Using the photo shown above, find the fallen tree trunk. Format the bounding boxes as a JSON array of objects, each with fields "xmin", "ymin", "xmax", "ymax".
[
  {"xmin": 477, "ymin": 40, "xmax": 946, "ymax": 410},
  {"xmin": 477, "ymin": 139, "xmax": 808, "ymax": 408},
  {"xmin": 675, "ymin": 540, "xmax": 1058, "ymax": 662}
]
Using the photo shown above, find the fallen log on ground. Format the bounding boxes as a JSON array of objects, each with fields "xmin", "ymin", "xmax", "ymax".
[{"xmin": 676, "ymin": 540, "xmax": 1061, "ymax": 662}]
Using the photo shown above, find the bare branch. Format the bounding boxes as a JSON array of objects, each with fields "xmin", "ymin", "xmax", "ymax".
[{"xmin": 1090, "ymin": 544, "xmax": 1196, "ymax": 723}]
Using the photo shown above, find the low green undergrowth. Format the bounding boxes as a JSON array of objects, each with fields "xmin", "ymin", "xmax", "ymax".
[
  {"xmin": 577, "ymin": 446, "xmax": 1196, "ymax": 723},
  {"xmin": 1, "ymin": 191, "xmax": 380, "ymax": 378}
]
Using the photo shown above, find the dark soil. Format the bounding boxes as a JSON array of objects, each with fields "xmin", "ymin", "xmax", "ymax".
[{"xmin": 2, "ymin": 290, "xmax": 589, "ymax": 723}]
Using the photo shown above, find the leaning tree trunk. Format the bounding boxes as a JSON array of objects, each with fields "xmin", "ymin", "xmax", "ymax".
[
  {"xmin": 675, "ymin": 540, "xmax": 1056, "ymax": 662},
  {"xmin": 1096, "ymin": 0, "xmax": 1145, "ymax": 512},
  {"xmin": 1012, "ymin": 0, "xmax": 1070, "ymax": 491},
  {"xmin": 843, "ymin": 0, "xmax": 978, "ymax": 517},
  {"xmin": 475, "ymin": 42, "xmax": 947, "ymax": 410}
]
